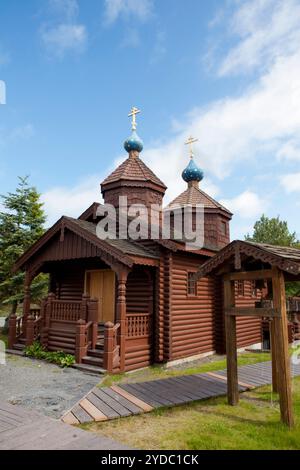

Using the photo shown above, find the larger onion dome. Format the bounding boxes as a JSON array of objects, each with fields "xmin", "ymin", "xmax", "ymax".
[{"xmin": 124, "ymin": 130, "xmax": 144, "ymax": 153}]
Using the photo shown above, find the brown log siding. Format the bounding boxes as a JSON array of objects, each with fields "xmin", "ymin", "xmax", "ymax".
[
  {"xmin": 125, "ymin": 268, "xmax": 154, "ymax": 371},
  {"xmin": 235, "ymin": 282, "xmax": 262, "ymax": 348}
]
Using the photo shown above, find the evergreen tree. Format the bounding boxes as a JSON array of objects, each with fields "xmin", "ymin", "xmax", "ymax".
[
  {"xmin": 245, "ymin": 214, "xmax": 299, "ymax": 247},
  {"xmin": 245, "ymin": 214, "xmax": 300, "ymax": 296},
  {"xmin": 0, "ymin": 177, "xmax": 48, "ymax": 314}
]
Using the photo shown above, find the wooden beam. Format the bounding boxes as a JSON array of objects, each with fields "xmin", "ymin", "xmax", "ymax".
[
  {"xmin": 223, "ymin": 270, "xmax": 273, "ymax": 281},
  {"xmin": 272, "ymin": 267, "xmax": 294, "ymax": 427},
  {"xmin": 224, "ymin": 280, "xmax": 239, "ymax": 406},
  {"xmin": 270, "ymin": 320, "xmax": 278, "ymax": 393},
  {"xmin": 225, "ymin": 307, "xmax": 280, "ymax": 317}
]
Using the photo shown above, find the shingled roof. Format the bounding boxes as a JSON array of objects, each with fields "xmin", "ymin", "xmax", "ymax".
[
  {"xmin": 167, "ymin": 185, "xmax": 232, "ymax": 215},
  {"xmin": 194, "ymin": 240, "xmax": 300, "ymax": 280},
  {"xmin": 101, "ymin": 155, "xmax": 167, "ymax": 189}
]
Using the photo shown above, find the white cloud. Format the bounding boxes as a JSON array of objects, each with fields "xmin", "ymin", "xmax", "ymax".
[
  {"xmin": 218, "ymin": 0, "xmax": 300, "ymax": 76},
  {"xmin": 41, "ymin": 175, "xmax": 104, "ymax": 226},
  {"xmin": 280, "ymin": 173, "xmax": 300, "ymax": 193},
  {"xmin": 220, "ymin": 191, "xmax": 264, "ymax": 219},
  {"xmin": 140, "ymin": 51, "xmax": 300, "ymax": 193},
  {"xmin": 41, "ymin": 24, "xmax": 87, "ymax": 58},
  {"xmin": 276, "ymin": 140, "xmax": 300, "ymax": 162},
  {"xmin": 40, "ymin": 0, "xmax": 86, "ymax": 58},
  {"xmin": 104, "ymin": 0, "xmax": 153, "ymax": 24}
]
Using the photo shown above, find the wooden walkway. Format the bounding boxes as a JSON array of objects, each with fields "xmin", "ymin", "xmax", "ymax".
[
  {"xmin": 0, "ymin": 400, "xmax": 128, "ymax": 450},
  {"xmin": 62, "ymin": 361, "xmax": 300, "ymax": 425}
]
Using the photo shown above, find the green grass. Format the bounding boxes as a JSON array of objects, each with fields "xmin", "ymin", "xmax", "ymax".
[
  {"xmin": 100, "ymin": 351, "xmax": 271, "ymax": 388},
  {"xmin": 83, "ymin": 377, "xmax": 300, "ymax": 450}
]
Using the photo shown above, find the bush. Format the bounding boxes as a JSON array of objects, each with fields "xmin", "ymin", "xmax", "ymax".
[{"xmin": 25, "ymin": 341, "xmax": 75, "ymax": 367}]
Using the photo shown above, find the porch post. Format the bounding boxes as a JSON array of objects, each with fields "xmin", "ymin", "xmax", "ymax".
[
  {"xmin": 224, "ymin": 279, "xmax": 239, "ymax": 406},
  {"xmin": 8, "ymin": 314, "xmax": 17, "ymax": 349},
  {"xmin": 22, "ymin": 272, "xmax": 32, "ymax": 336},
  {"xmin": 272, "ymin": 267, "xmax": 294, "ymax": 427},
  {"xmin": 116, "ymin": 268, "xmax": 129, "ymax": 372}
]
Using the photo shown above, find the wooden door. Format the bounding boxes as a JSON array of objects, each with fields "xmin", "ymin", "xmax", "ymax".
[{"xmin": 85, "ymin": 270, "xmax": 115, "ymax": 323}]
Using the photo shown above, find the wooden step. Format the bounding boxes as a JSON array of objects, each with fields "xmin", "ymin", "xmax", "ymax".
[
  {"xmin": 81, "ymin": 356, "xmax": 103, "ymax": 367},
  {"xmin": 87, "ymin": 349, "xmax": 104, "ymax": 358},
  {"xmin": 18, "ymin": 338, "xmax": 26, "ymax": 344},
  {"xmin": 13, "ymin": 343, "xmax": 25, "ymax": 351},
  {"xmin": 49, "ymin": 330, "xmax": 75, "ymax": 339},
  {"xmin": 72, "ymin": 363, "xmax": 105, "ymax": 375}
]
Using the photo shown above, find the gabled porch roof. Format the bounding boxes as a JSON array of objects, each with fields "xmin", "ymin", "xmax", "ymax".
[
  {"xmin": 14, "ymin": 215, "xmax": 160, "ymax": 272},
  {"xmin": 194, "ymin": 240, "xmax": 300, "ymax": 281}
]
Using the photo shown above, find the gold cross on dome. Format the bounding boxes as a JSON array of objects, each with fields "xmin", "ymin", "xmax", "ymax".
[
  {"xmin": 128, "ymin": 106, "xmax": 141, "ymax": 131},
  {"xmin": 185, "ymin": 136, "xmax": 198, "ymax": 158}
]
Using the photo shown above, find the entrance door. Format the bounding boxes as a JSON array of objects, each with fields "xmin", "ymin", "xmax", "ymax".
[{"xmin": 85, "ymin": 270, "xmax": 115, "ymax": 323}]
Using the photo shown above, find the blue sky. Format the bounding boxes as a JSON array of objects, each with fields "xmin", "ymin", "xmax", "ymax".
[{"xmin": 0, "ymin": 0, "xmax": 299, "ymax": 240}]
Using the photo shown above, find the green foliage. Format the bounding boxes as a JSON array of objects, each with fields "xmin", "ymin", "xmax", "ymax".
[
  {"xmin": 246, "ymin": 214, "xmax": 300, "ymax": 297},
  {"xmin": 0, "ymin": 177, "xmax": 48, "ymax": 312},
  {"xmin": 25, "ymin": 341, "xmax": 75, "ymax": 367},
  {"xmin": 245, "ymin": 214, "xmax": 299, "ymax": 247}
]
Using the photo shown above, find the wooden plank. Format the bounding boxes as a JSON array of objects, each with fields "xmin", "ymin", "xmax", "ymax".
[
  {"xmin": 224, "ymin": 270, "xmax": 273, "ymax": 281},
  {"xmin": 71, "ymin": 404, "xmax": 93, "ymax": 424},
  {"xmin": 206, "ymin": 371, "xmax": 254, "ymax": 389},
  {"xmin": 272, "ymin": 268, "xmax": 294, "ymax": 427},
  {"xmin": 102, "ymin": 387, "xmax": 144, "ymax": 414},
  {"xmin": 225, "ymin": 307, "xmax": 280, "ymax": 317},
  {"xmin": 61, "ymin": 412, "xmax": 80, "ymax": 425},
  {"xmin": 111, "ymin": 385, "xmax": 153, "ymax": 412},
  {"xmin": 79, "ymin": 398, "xmax": 108, "ymax": 422},
  {"xmin": 86, "ymin": 392, "xmax": 120, "ymax": 419},
  {"xmin": 92, "ymin": 387, "xmax": 132, "ymax": 417},
  {"xmin": 121, "ymin": 384, "xmax": 165, "ymax": 407},
  {"xmin": 224, "ymin": 279, "xmax": 239, "ymax": 406}
]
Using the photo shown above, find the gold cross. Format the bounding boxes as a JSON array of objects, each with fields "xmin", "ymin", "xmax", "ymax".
[
  {"xmin": 128, "ymin": 106, "xmax": 141, "ymax": 131},
  {"xmin": 185, "ymin": 136, "xmax": 198, "ymax": 158}
]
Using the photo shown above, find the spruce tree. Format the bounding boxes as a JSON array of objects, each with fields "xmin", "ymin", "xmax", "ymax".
[{"xmin": 0, "ymin": 176, "xmax": 48, "ymax": 315}]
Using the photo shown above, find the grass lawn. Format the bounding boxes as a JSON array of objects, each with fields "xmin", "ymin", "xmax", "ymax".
[
  {"xmin": 82, "ymin": 377, "xmax": 300, "ymax": 450},
  {"xmin": 100, "ymin": 351, "xmax": 271, "ymax": 388}
]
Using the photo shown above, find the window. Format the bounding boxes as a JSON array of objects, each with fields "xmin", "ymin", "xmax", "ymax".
[
  {"xmin": 220, "ymin": 221, "xmax": 227, "ymax": 236},
  {"xmin": 187, "ymin": 272, "xmax": 197, "ymax": 296},
  {"xmin": 236, "ymin": 280, "xmax": 245, "ymax": 297}
]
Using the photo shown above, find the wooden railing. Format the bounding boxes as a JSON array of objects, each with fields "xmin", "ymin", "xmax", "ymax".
[
  {"xmin": 50, "ymin": 300, "xmax": 82, "ymax": 322},
  {"xmin": 125, "ymin": 313, "xmax": 151, "ymax": 337},
  {"xmin": 103, "ymin": 322, "xmax": 121, "ymax": 373},
  {"xmin": 75, "ymin": 319, "xmax": 98, "ymax": 363}
]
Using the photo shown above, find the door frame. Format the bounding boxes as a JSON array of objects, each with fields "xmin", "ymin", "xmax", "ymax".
[{"xmin": 84, "ymin": 269, "xmax": 116, "ymax": 323}]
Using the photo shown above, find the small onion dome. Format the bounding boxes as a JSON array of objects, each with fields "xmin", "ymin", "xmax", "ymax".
[
  {"xmin": 182, "ymin": 158, "xmax": 204, "ymax": 183},
  {"xmin": 124, "ymin": 130, "xmax": 144, "ymax": 153}
]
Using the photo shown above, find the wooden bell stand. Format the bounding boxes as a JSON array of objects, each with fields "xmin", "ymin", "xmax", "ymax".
[{"xmin": 224, "ymin": 266, "xmax": 294, "ymax": 427}]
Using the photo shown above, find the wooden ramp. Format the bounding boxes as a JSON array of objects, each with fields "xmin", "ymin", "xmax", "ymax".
[
  {"xmin": 62, "ymin": 361, "xmax": 300, "ymax": 425},
  {"xmin": 0, "ymin": 400, "xmax": 128, "ymax": 450}
]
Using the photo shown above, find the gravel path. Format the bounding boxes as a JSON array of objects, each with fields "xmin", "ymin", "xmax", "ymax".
[{"xmin": 0, "ymin": 354, "xmax": 102, "ymax": 419}]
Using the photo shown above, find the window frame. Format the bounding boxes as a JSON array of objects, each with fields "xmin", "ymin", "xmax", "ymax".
[{"xmin": 187, "ymin": 271, "xmax": 198, "ymax": 297}]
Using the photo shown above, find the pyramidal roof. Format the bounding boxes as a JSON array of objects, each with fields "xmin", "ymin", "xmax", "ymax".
[
  {"xmin": 101, "ymin": 155, "xmax": 167, "ymax": 189},
  {"xmin": 166, "ymin": 184, "xmax": 232, "ymax": 215}
]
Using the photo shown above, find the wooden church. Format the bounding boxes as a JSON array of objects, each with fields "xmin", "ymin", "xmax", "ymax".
[{"xmin": 10, "ymin": 108, "xmax": 263, "ymax": 374}]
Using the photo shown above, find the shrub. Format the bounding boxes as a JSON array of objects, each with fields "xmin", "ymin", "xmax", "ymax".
[{"xmin": 25, "ymin": 341, "xmax": 75, "ymax": 367}]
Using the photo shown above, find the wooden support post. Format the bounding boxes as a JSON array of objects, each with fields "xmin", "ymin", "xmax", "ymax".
[
  {"xmin": 116, "ymin": 269, "xmax": 129, "ymax": 372},
  {"xmin": 272, "ymin": 268, "xmax": 294, "ymax": 427},
  {"xmin": 103, "ymin": 322, "xmax": 114, "ymax": 374},
  {"xmin": 25, "ymin": 315, "xmax": 35, "ymax": 346},
  {"xmin": 270, "ymin": 320, "xmax": 278, "ymax": 393},
  {"xmin": 75, "ymin": 319, "xmax": 86, "ymax": 364},
  {"xmin": 224, "ymin": 279, "xmax": 239, "ymax": 405},
  {"xmin": 8, "ymin": 314, "xmax": 17, "ymax": 349}
]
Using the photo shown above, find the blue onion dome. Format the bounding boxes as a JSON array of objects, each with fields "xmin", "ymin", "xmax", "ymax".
[
  {"xmin": 124, "ymin": 130, "xmax": 144, "ymax": 153},
  {"xmin": 182, "ymin": 158, "xmax": 204, "ymax": 183}
]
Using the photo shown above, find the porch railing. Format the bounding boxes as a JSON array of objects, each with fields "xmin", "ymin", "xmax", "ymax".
[{"xmin": 125, "ymin": 313, "xmax": 151, "ymax": 337}]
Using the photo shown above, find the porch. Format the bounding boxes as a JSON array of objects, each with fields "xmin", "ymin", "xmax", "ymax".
[{"xmin": 8, "ymin": 266, "xmax": 155, "ymax": 374}]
